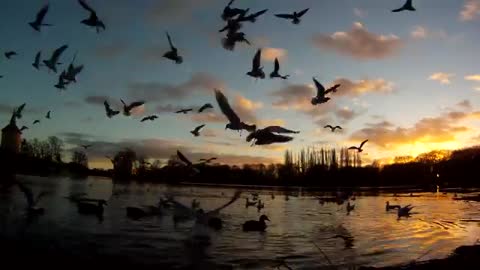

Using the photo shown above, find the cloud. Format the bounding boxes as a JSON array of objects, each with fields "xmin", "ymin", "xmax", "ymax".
[
  {"xmin": 0, "ymin": 103, "xmax": 43, "ymax": 115},
  {"xmin": 457, "ymin": 100, "xmax": 472, "ymax": 110},
  {"xmin": 128, "ymin": 72, "xmax": 225, "ymax": 102},
  {"xmin": 271, "ymin": 84, "xmax": 314, "ymax": 110},
  {"xmin": 333, "ymin": 78, "xmax": 394, "ymax": 96},
  {"xmin": 261, "ymin": 48, "xmax": 288, "ymax": 62},
  {"xmin": 429, "ymin": 73, "xmax": 455, "ymax": 85},
  {"xmin": 94, "ymin": 43, "xmax": 128, "ymax": 59},
  {"xmin": 353, "ymin": 8, "xmax": 367, "ymax": 18},
  {"xmin": 460, "ymin": 0, "xmax": 480, "ymax": 21},
  {"xmin": 148, "ymin": 0, "xmax": 215, "ymax": 23},
  {"xmin": 311, "ymin": 22, "xmax": 403, "ymax": 60},
  {"xmin": 465, "ymin": 74, "xmax": 480, "ymax": 81},
  {"xmin": 335, "ymin": 107, "xmax": 360, "ymax": 121},
  {"xmin": 201, "ymin": 128, "xmax": 217, "ymax": 138},
  {"xmin": 410, "ymin": 26, "xmax": 447, "ymax": 40},
  {"xmin": 190, "ymin": 112, "xmax": 225, "ymax": 123}
]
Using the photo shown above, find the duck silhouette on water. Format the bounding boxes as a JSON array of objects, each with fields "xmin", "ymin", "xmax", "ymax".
[
  {"xmin": 243, "ymin": 215, "xmax": 270, "ymax": 232},
  {"xmin": 77, "ymin": 199, "xmax": 107, "ymax": 219}
]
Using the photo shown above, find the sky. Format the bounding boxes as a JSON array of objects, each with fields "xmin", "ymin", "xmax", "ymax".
[{"xmin": 1, "ymin": 0, "xmax": 480, "ymax": 169}]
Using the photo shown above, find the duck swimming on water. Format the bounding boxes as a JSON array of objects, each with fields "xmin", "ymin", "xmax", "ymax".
[
  {"xmin": 243, "ymin": 215, "xmax": 270, "ymax": 232},
  {"xmin": 77, "ymin": 199, "xmax": 107, "ymax": 217}
]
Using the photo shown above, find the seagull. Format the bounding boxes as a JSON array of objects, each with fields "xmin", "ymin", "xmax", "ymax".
[
  {"xmin": 177, "ymin": 150, "xmax": 200, "ymax": 173},
  {"xmin": 45, "ymin": 111, "xmax": 51, "ymax": 119},
  {"xmin": 32, "ymin": 51, "xmax": 42, "ymax": 70},
  {"xmin": 81, "ymin": 144, "xmax": 92, "ymax": 150},
  {"xmin": 120, "ymin": 99, "xmax": 144, "ymax": 116},
  {"xmin": 247, "ymin": 49, "xmax": 265, "ymax": 79},
  {"xmin": 275, "ymin": 8, "xmax": 309, "ymax": 24},
  {"xmin": 141, "ymin": 115, "xmax": 158, "ymax": 122},
  {"xmin": 78, "ymin": 0, "xmax": 105, "ymax": 33},
  {"xmin": 199, "ymin": 157, "xmax": 217, "ymax": 163},
  {"xmin": 214, "ymin": 89, "xmax": 256, "ymax": 133},
  {"xmin": 348, "ymin": 140, "xmax": 368, "ymax": 153},
  {"xmin": 175, "ymin": 108, "xmax": 193, "ymax": 114},
  {"xmin": 219, "ymin": 18, "xmax": 243, "ymax": 33},
  {"xmin": 246, "ymin": 126, "xmax": 298, "ymax": 146},
  {"xmin": 14, "ymin": 103, "xmax": 26, "ymax": 119},
  {"xmin": 198, "ymin": 103, "xmax": 213, "ymax": 113},
  {"xmin": 392, "ymin": 0, "xmax": 415, "ymax": 12},
  {"xmin": 44, "ymin": 45, "xmax": 68, "ymax": 73},
  {"xmin": 20, "ymin": 126, "xmax": 28, "ymax": 132},
  {"xmin": 29, "ymin": 4, "xmax": 52, "ymax": 32},
  {"xmin": 311, "ymin": 78, "xmax": 339, "ymax": 105},
  {"xmin": 270, "ymin": 58, "xmax": 289, "ymax": 80},
  {"xmin": 237, "ymin": 9, "xmax": 268, "ymax": 23},
  {"xmin": 54, "ymin": 71, "xmax": 68, "ymax": 90},
  {"xmin": 4, "ymin": 51, "xmax": 17, "ymax": 59},
  {"xmin": 64, "ymin": 53, "xmax": 84, "ymax": 83},
  {"xmin": 16, "ymin": 181, "xmax": 47, "ymax": 217},
  {"xmin": 221, "ymin": 30, "xmax": 250, "ymax": 51},
  {"xmin": 191, "ymin": 124, "xmax": 205, "ymax": 137},
  {"xmin": 33, "ymin": 120, "xmax": 40, "ymax": 125},
  {"xmin": 163, "ymin": 32, "xmax": 183, "ymax": 64},
  {"xmin": 324, "ymin": 125, "xmax": 342, "ymax": 132},
  {"xmin": 221, "ymin": 0, "xmax": 248, "ymax": 21},
  {"xmin": 104, "ymin": 100, "xmax": 120, "ymax": 118},
  {"xmin": 397, "ymin": 204, "xmax": 414, "ymax": 218}
]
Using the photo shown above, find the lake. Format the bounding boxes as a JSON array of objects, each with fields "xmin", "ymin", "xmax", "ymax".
[{"xmin": 1, "ymin": 175, "xmax": 479, "ymax": 269}]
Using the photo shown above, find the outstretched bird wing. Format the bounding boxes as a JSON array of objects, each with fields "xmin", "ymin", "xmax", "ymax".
[
  {"xmin": 252, "ymin": 49, "xmax": 262, "ymax": 70},
  {"xmin": 127, "ymin": 101, "xmax": 145, "ymax": 111},
  {"xmin": 78, "ymin": 0, "xmax": 96, "ymax": 14},
  {"xmin": 34, "ymin": 51, "xmax": 41, "ymax": 64},
  {"xmin": 16, "ymin": 103, "xmax": 26, "ymax": 118},
  {"xmin": 240, "ymin": 9, "xmax": 268, "ymax": 21},
  {"xmin": 194, "ymin": 124, "xmax": 205, "ymax": 132},
  {"xmin": 348, "ymin": 146, "xmax": 359, "ymax": 150},
  {"xmin": 104, "ymin": 100, "xmax": 112, "ymax": 111},
  {"xmin": 166, "ymin": 32, "xmax": 175, "ymax": 50},
  {"xmin": 198, "ymin": 103, "xmax": 213, "ymax": 112},
  {"xmin": 177, "ymin": 150, "xmax": 192, "ymax": 166},
  {"xmin": 297, "ymin": 8, "xmax": 310, "ymax": 17},
  {"xmin": 264, "ymin": 126, "xmax": 299, "ymax": 134},
  {"xmin": 275, "ymin": 13, "xmax": 295, "ymax": 19},
  {"xmin": 207, "ymin": 190, "xmax": 242, "ymax": 216},
  {"xmin": 36, "ymin": 4, "xmax": 49, "ymax": 23},
  {"xmin": 359, "ymin": 139, "xmax": 368, "ymax": 149},
  {"xmin": 324, "ymin": 125, "xmax": 333, "ymax": 129},
  {"xmin": 313, "ymin": 77, "xmax": 326, "ymax": 96},
  {"xmin": 335, "ymin": 126, "xmax": 342, "ymax": 130},
  {"xmin": 51, "ymin": 45, "xmax": 68, "ymax": 64},
  {"xmin": 325, "ymin": 84, "xmax": 341, "ymax": 95},
  {"xmin": 16, "ymin": 181, "xmax": 35, "ymax": 208},
  {"xmin": 274, "ymin": 58, "xmax": 280, "ymax": 73},
  {"xmin": 215, "ymin": 89, "xmax": 241, "ymax": 125}
]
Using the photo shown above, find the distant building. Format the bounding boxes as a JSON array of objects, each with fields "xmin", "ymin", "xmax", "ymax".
[{"xmin": 1, "ymin": 113, "xmax": 22, "ymax": 154}]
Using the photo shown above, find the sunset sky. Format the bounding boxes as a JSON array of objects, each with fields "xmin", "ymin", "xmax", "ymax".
[{"xmin": 1, "ymin": 0, "xmax": 480, "ymax": 168}]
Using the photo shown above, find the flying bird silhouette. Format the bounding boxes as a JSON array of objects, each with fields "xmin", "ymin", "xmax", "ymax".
[
  {"xmin": 222, "ymin": 30, "xmax": 250, "ymax": 51},
  {"xmin": 198, "ymin": 103, "xmax": 213, "ymax": 113},
  {"xmin": 191, "ymin": 124, "xmax": 205, "ymax": 137},
  {"xmin": 348, "ymin": 140, "xmax": 368, "ymax": 152},
  {"xmin": 20, "ymin": 126, "xmax": 28, "ymax": 132},
  {"xmin": 275, "ymin": 8, "xmax": 309, "ymax": 24},
  {"xmin": 32, "ymin": 51, "xmax": 42, "ymax": 70},
  {"xmin": 16, "ymin": 181, "xmax": 47, "ymax": 217},
  {"xmin": 270, "ymin": 58, "xmax": 289, "ymax": 80},
  {"xmin": 4, "ymin": 51, "xmax": 17, "ymax": 59},
  {"xmin": 237, "ymin": 9, "xmax": 268, "ymax": 23},
  {"xmin": 324, "ymin": 125, "xmax": 342, "ymax": 132},
  {"xmin": 29, "ymin": 4, "xmax": 52, "ymax": 32},
  {"xmin": 199, "ymin": 157, "xmax": 217, "ymax": 163},
  {"xmin": 392, "ymin": 0, "xmax": 415, "ymax": 12},
  {"xmin": 246, "ymin": 126, "xmax": 299, "ymax": 146},
  {"xmin": 311, "ymin": 78, "xmax": 339, "ymax": 105},
  {"xmin": 64, "ymin": 53, "xmax": 83, "ymax": 83},
  {"xmin": 221, "ymin": 0, "xmax": 248, "ymax": 21},
  {"xmin": 45, "ymin": 111, "xmax": 51, "ymax": 119},
  {"xmin": 397, "ymin": 204, "xmax": 414, "ymax": 218},
  {"xmin": 141, "ymin": 115, "xmax": 158, "ymax": 122},
  {"xmin": 163, "ymin": 32, "xmax": 183, "ymax": 64},
  {"xmin": 215, "ymin": 89, "xmax": 256, "ymax": 133},
  {"xmin": 33, "ymin": 120, "xmax": 40, "ymax": 125},
  {"xmin": 120, "ymin": 99, "xmax": 144, "ymax": 116},
  {"xmin": 219, "ymin": 18, "xmax": 243, "ymax": 33},
  {"xmin": 175, "ymin": 108, "xmax": 193, "ymax": 114},
  {"xmin": 247, "ymin": 49, "xmax": 265, "ymax": 79},
  {"xmin": 78, "ymin": 0, "xmax": 105, "ymax": 33},
  {"xmin": 81, "ymin": 144, "xmax": 92, "ymax": 150},
  {"xmin": 44, "ymin": 44, "xmax": 68, "ymax": 73},
  {"xmin": 177, "ymin": 150, "xmax": 200, "ymax": 173},
  {"xmin": 54, "ymin": 71, "xmax": 68, "ymax": 90},
  {"xmin": 14, "ymin": 103, "xmax": 26, "ymax": 119},
  {"xmin": 104, "ymin": 100, "xmax": 120, "ymax": 118}
]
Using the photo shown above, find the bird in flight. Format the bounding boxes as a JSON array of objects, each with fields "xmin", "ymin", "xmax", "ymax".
[
  {"xmin": 392, "ymin": 0, "xmax": 415, "ymax": 12},
  {"xmin": 324, "ymin": 125, "xmax": 342, "ymax": 132},
  {"xmin": 44, "ymin": 44, "xmax": 68, "ymax": 73},
  {"xmin": 33, "ymin": 120, "xmax": 40, "ymax": 125},
  {"xmin": 177, "ymin": 150, "xmax": 200, "ymax": 173},
  {"xmin": 237, "ymin": 9, "xmax": 268, "ymax": 23},
  {"xmin": 64, "ymin": 53, "xmax": 84, "ymax": 83},
  {"xmin": 198, "ymin": 103, "xmax": 213, "ymax": 113},
  {"xmin": 311, "ymin": 78, "xmax": 340, "ymax": 105},
  {"xmin": 275, "ymin": 8, "xmax": 309, "ymax": 24},
  {"xmin": 54, "ymin": 71, "xmax": 68, "ymax": 90},
  {"xmin": 32, "ymin": 51, "xmax": 42, "ymax": 70},
  {"xmin": 45, "ymin": 111, "xmax": 51, "ymax": 119},
  {"xmin": 20, "ymin": 126, "xmax": 28, "ymax": 132},
  {"xmin": 120, "ymin": 99, "xmax": 144, "ymax": 116},
  {"xmin": 191, "ymin": 124, "xmax": 205, "ymax": 137},
  {"xmin": 78, "ymin": 0, "xmax": 105, "ymax": 33},
  {"xmin": 221, "ymin": 0, "xmax": 248, "ymax": 21},
  {"xmin": 270, "ymin": 58, "xmax": 289, "ymax": 80},
  {"xmin": 222, "ymin": 30, "xmax": 250, "ymax": 51},
  {"xmin": 141, "ymin": 115, "xmax": 158, "ymax": 122},
  {"xmin": 199, "ymin": 157, "xmax": 217, "ymax": 163},
  {"xmin": 4, "ymin": 51, "xmax": 17, "ymax": 59},
  {"xmin": 14, "ymin": 103, "xmax": 26, "ymax": 119},
  {"xmin": 29, "ymin": 4, "xmax": 52, "ymax": 32},
  {"xmin": 219, "ymin": 18, "xmax": 243, "ymax": 33},
  {"xmin": 247, "ymin": 49, "xmax": 265, "ymax": 79},
  {"xmin": 175, "ymin": 108, "xmax": 193, "ymax": 114},
  {"xmin": 215, "ymin": 89, "xmax": 256, "ymax": 133},
  {"xmin": 348, "ymin": 140, "xmax": 368, "ymax": 153},
  {"xmin": 81, "ymin": 144, "xmax": 92, "ymax": 150},
  {"xmin": 163, "ymin": 32, "xmax": 183, "ymax": 64},
  {"xmin": 246, "ymin": 126, "xmax": 299, "ymax": 146},
  {"xmin": 104, "ymin": 100, "xmax": 120, "ymax": 118}
]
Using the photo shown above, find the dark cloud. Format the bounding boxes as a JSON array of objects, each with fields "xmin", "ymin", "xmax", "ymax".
[
  {"xmin": 94, "ymin": 43, "xmax": 128, "ymax": 60},
  {"xmin": 335, "ymin": 107, "xmax": 360, "ymax": 121},
  {"xmin": 312, "ymin": 22, "xmax": 403, "ymax": 60},
  {"xmin": 333, "ymin": 78, "xmax": 394, "ymax": 96},
  {"xmin": 457, "ymin": 100, "xmax": 472, "ymax": 110},
  {"xmin": 0, "ymin": 103, "xmax": 43, "ymax": 115},
  {"xmin": 147, "ymin": 0, "xmax": 217, "ymax": 23}
]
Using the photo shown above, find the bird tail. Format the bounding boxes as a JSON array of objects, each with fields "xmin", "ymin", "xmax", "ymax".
[
  {"xmin": 42, "ymin": 24, "xmax": 53, "ymax": 26},
  {"xmin": 221, "ymin": 37, "xmax": 235, "ymax": 51}
]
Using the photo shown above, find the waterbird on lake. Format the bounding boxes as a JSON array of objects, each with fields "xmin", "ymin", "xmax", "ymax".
[
  {"xmin": 392, "ymin": 0, "xmax": 415, "ymax": 12},
  {"xmin": 275, "ymin": 8, "xmax": 309, "ymax": 24},
  {"xmin": 126, "ymin": 205, "xmax": 162, "ymax": 220},
  {"xmin": 198, "ymin": 103, "xmax": 214, "ymax": 113},
  {"xmin": 44, "ymin": 45, "xmax": 68, "ymax": 73},
  {"xmin": 54, "ymin": 71, "xmax": 68, "ymax": 90},
  {"xmin": 141, "ymin": 115, "xmax": 158, "ymax": 122},
  {"xmin": 29, "ymin": 4, "xmax": 52, "ymax": 32},
  {"xmin": 32, "ymin": 51, "xmax": 42, "ymax": 70},
  {"xmin": 76, "ymin": 199, "xmax": 107, "ymax": 217},
  {"xmin": 348, "ymin": 139, "xmax": 368, "ymax": 152},
  {"xmin": 191, "ymin": 124, "xmax": 205, "ymax": 137},
  {"xmin": 215, "ymin": 89, "xmax": 256, "ymax": 133},
  {"xmin": 33, "ymin": 120, "xmax": 40, "ymax": 125},
  {"xmin": 20, "ymin": 126, "xmax": 28, "ymax": 132},
  {"xmin": 163, "ymin": 32, "xmax": 183, "ymax": 64},
  {"xmin": 4, "ymin": 51, "xmax": 17, "ymax": 59},
  {"xmin": 346, "ymin": 201, "xmax": 355, "ymax": 214},
  {"xmin": 176, "ymin": 108, "xmax": 193, "ymax": 114},
  {"xmin": 120, "ymin": 99, "xmax": 144, "ymax": 116},
  {"xmin": 16, "ymin": 180, "xmax": 47, "ymax": 217},
  {"xmin": 246, "ymin": 198, "xmax": 257, "ymax": 207},
  {"xmin": 237, "ymin": 9, "xmax": 268, "ymax": 23},
  {"xmin": 246, "ymin": 126, "xmax": 299, "ymax": 146},
  {"xmin": 78, "ymin": 0, "xmax": 105, "ymax": 33},
  {"xmin": 221, "ymin": 0, "xmax": 249, "ymax": 21},
  {"xmin": 104, "ymin": 100, "xmax": 120, "ymax": 118},
  {"xmin": 270, "ymin": 58, "xmax": 289, "ymax": 80},
  {"xmin": 386, "ymin": 201, "xmax": 401, "ymax": 211},
  {"xmin": 398, "ymin": 204, "xmax": 414, "ymax": 219},
  {"xmin": 191, "ymin": 199, "xmax": 201, "ymax": 209},
  {"xmin": 45, "ymin": 111, "xmax": 51, "ymax": 119},
  {"xmin": 257, "ymin": 199, "xmax": 264, "ymax": 211},
  {"xmin": 324, "ymin": 125, "xmax": 342, "ymax": 132},
  {"xmin": 243, "ymin": 214, "xmax": 270, "ymax": 231},
  {"xmin": 14, "ymin": 103, "xmax": 26, "ymax": 119},
  {"xmin": 311, "ymin": 78, "xmax": 339, "ymax": 105},
  {"xmin": 247, "ymin": 49, "xmax": 265, "ymax": 79}
]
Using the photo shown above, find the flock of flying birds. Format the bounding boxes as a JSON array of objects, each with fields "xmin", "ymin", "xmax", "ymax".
[{"xmin": 2, "ymin": 0, "xmax": 417, "ymax": 163}]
